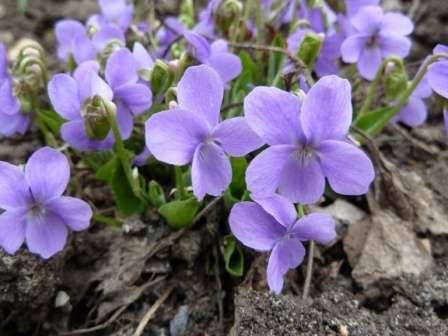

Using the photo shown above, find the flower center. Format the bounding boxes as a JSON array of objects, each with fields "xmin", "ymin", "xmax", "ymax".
[
  {"xmin": 27, "ymin": 203, "xmax": 47, "ymax": 220},
  {"xmin": 366, "ymin": 34, "xmax": 378, "ymax": 48}
]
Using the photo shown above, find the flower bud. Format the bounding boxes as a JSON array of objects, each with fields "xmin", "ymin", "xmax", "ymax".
[
  {"xmin": 383, "ymin": 59, "xmax": 408, "ymax": 100},
  {"xmin": 297, "ymin": 32, "xmax": 324, "ymax": 69},
  {"xmin": 150, "ymin": 60, "xmax": 175, "ymax": 100},
  {"xmin": 82, "ymin": 95, "xmax": 111, "ymax": 140},
  {"xmin": 215, "ymin": 0, "xmax": 243, "ymax": 36}
]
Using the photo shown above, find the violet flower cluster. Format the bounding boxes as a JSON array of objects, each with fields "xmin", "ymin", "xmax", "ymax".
[{"xmin": 1, "ymin": 0, "xmax": 448, "ymax": 296}]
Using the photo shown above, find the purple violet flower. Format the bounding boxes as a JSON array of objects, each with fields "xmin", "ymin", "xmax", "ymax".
[
  {"xmin": 0, "ymin": 147, "xmax": 92, "ymax": 258},
  {"xmin": 229, "ymin": 194, "xmax": 336, "ymax": 293},
  {"xmin": 341, "ymin": 5, "xmax": 413, "ymax": 80},
  {"xmin": 184, "ymin": 31, "xmax": 242, "ymax": 84},
  {"xmin": 145, "ymin": 65, "xmax": 262, "ymax": 200},
  {"xmin": 48, "ymin": 48, "xmax": 152, "ymax": 151},
  {"xmin": 427, "ymin": 44, "xmax": 448, "ymax": 99},
  {"xmin": 88, "ymin": 0, "xmax": 134, "ymax": 31},
  {"xmin": 0, "ymin": 44, "xmax": 29, "ymax": 136},
  {"xmin": 244, "ymin": 75, "xmax": 375, "ymax": 204},
  {"xmin": 55, "ymin": 19, "xmax": 96, "ymax": 65}
]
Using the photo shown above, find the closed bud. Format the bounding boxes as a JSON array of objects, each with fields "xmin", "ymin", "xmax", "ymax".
[
  {"xmin": 383, "ymin": 59, "xmax": 408, "ymax": 100},
  {"xmin": 82, "ymin": 95, "xmax": 111, "ymax": 140},
  {"xmin": 150, "ymin": 60, "xmax": 175, "ymax": 101},
  {"xmin": 215, "ymin": 0, "xmax": 243, "ymax": 35},
  {"xmin": 297, "ymin": 32, "xmax": 324, "ymax": 69}
]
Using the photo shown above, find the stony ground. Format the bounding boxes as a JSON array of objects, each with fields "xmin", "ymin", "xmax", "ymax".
[{"xmin": 1, "ymin": 0, "xmax": 448, "ymax": 335}]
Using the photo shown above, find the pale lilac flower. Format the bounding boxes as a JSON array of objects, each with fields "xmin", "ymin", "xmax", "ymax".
[
  {"xmin": 244, "ymin": 76, "xmax": 375, "ymax": 204},
  {"xmin": 229, "ymin": 194, "xmax": 336, "ymax": 293},
  {"xmin": 88, "ymin": 0, "xmax": 134, "ymax": 31},
  {"xmin": 132, "ymin": 42, "xmax": 154, "ymax": 72},
  {"xmin": 341, "ymin": 6, "xmax": 413, "ymax": 80},
  {"xmin": 427, "ymin": 44, "xmax": 448, "ymax": 99},
  {"xmin": 0, "ymin": 147, "xmax": 92, "ymax": 258},
  {"xmin": 145, "ymin": 65, "xmax": 262, "ymax": 200},
  {"xmin": 338, "ymin": 0, "xmax": 380, "ymax": 37},
  {"xmin": 48, "ymin": 49, "xmax": 151, "ymax": 151},
  {"xmin": 55, "ymin": 19, "xmax": 96, "ymax": 64},
  {"xmin": 0, "ymin": 44, "xmax": 29, "ymax": 136},
  {"xmin": 391, "ymin": 77, "xmax": 432, "ymax": 127},
  {"xmin": 184, "ymin": 31, "xmax": 242, "ymax": 83}
]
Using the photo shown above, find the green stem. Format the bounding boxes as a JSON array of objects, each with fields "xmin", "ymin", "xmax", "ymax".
[
  {"xmin": 358, "ymin": 56, "xmax": 401, "ymax": 117},
  {"xmin": 302, "ymin": 240, "xmax": 315, "ymax": 300},
  {"xmin": 174, "ymin": 166, "xmax": 187, "ymax": 200},
  {"xmin": 93, "ymin": 213, "xmax": 123, "ymax": 226},
  {"xmin": 105, "ymin": 104, "xmax": 141, "ymax": 198},
  {"xmin": 296, "ymin": 203, "xmax": 314, "ymax": 300}
]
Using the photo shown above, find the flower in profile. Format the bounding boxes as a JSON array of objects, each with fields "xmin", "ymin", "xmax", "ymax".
[
  {"xmin": 229, "ymin": 194, "xmax": 336, "ymax": 293},
  {"xmin": 391, "ymin": 78, "xmax": 432, "ymax": 127},
  {"xmin": 244, "ymin": 75, "xmax": 375, "ymax": 204},
  {"xmin": 341, "ymin": 5, "xmax": 413, "ymax": 80},
  {"xmin": 145, "ymin": 65, "xmax": 262, "ymax": 200},
  {"xmin": 55, "ymin": 19, "xmax": 96, "ymax": 65},
  {"xmin": 0, "ymin": 44, "xmax": 29, "ymax": 136},
  {"xmin": 0, "ymin": 147, "xmax": 92, "ymax": 258},
  {"xmin": 88, "ymin": 0, "xmax": 134, "ymax": 31},
  {"xmin": 48, "ymin": 48, "xmax": 152, "ymax": 151},
  {"xmin": 427, "ymin": 44, "xmax": 448, "ymax": 99},
  {"xmin": 184, "ymin": 31, "xmax": 242, "ymax": 84}
]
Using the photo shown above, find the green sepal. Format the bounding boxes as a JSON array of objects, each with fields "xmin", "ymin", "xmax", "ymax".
[
  {"xmin": 158, "ymin": 197, "xmax": 200, "ymax": 229},
  {"xmin": 297, "ymin": 32, "xmax": 323, "ymax": 69}
]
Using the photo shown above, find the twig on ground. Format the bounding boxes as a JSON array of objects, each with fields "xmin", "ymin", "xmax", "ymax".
[
  {"xmin": 389, "ymin": 124, "xmax": 438, "ymax": 156},
  {"xmin": 132, "ymin": 286, "xmax": 173, "ymax": 336}
]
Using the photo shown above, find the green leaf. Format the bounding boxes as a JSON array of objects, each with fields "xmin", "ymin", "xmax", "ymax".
[
  {"xmin": 39, "ymin": 109, "xmax": 64, "ymax": 135},
  {"xmin": 159, "ymin": 197, "xmax": 200, "ymax": 229},
  {"xmin": 84, "ymin": 151, "xmax": 114, "ymax": 171},
  {"xmin": 222, "ymin": 235, "xmax": 244, "ymax": 277},
  {"xmin": 229, "ymin": 157, "xmax": 247, "ymax": 198},
  {"xmin": 96, "ymin": 157, "xmax": 146, "ymax": 216},
  {"xmin": 148, "ymin": 180, "xmax": 166, "ymax": 208},
  {"xmin": 353, "ymin": 106, "xmax": 395, "ymax": 138}
]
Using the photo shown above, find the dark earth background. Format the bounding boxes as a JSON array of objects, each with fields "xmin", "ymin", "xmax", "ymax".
[{"xmin": 1, "ymin": 0, "xmax": 448, "ymax": 335}]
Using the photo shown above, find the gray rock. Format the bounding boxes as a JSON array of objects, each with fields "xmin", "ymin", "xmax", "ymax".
[{"xmin": 346, "ymin": 211, "xmax": 432, "ymax": 290}]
